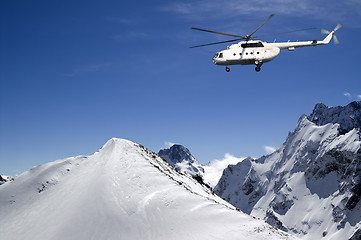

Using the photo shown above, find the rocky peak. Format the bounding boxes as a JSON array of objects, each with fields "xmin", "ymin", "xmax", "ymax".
[
  {"xmin": 158, "ymin": 144, "xmax": 204, "ymax": 176},
  {"xmin": 0, "ymin": 175, "xmax": 14, "ymax": 185},
  {"xmin": 308, "ymin": 101, "xmax": 361, "ymax": 133},
  {"xmin": 158, "ymin": 144, "xmax": 196, "ymax": 166}
]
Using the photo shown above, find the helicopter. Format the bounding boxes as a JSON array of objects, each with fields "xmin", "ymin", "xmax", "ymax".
[{"xmin": 190, "ymin": 14, "xmax": 342, "ymax": 72}]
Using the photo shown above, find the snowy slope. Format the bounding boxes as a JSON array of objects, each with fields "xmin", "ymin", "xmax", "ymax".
[
  {"xmin": 0, "ymin": 138, "xmax": 298, "ymax": 240},
  {"xmin": 215, "ymin": 101, "xmax": 361, "ymax": 240}
]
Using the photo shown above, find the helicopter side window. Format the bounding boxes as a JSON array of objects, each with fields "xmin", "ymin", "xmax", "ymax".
[
  {"xmin": 219, "ymin": 53, "xmax": 223, "ymax": 58},
  {"xmin": 241, "ymin": 42, "xmax": 264, "ymax": 48}
]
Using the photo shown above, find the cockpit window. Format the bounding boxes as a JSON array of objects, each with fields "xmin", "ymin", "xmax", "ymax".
[{"xmin": 219, "ymin": 53, "xmax": 223, "ymax": 58}]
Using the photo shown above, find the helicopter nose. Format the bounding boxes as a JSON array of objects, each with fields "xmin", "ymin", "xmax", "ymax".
[{"xmin": 212, "ymin": 55, "xmax": 218, "ymax": 64}]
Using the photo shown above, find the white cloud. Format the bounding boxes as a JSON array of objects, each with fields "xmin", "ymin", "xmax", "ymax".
[
  {"xmin": 159, "ymin": 0, "xmax": 323, "ymax": 19},
  {"xmin": 206, "ymin": 153, "xmax": 244, "ymax": 169},
  {"xmin": 159, "ymin": 0, "xmax": 361, "ymax": 26},
  {"xmin": 264, "ymin": 146, "xmax": 276, "ymax": 154},
  {"xmin": 164, "ymin": 141, "xmax": 176, "ymax": 148},
  {"xmin": 344, "ymin": 92, "xmax": 352, "ymax": 98},
  {"xmin": 159, "ymin": 3, "xmax": 194, "ymax": 15},
  {"xmin": 344, "ymin": 92, "xmax": 361, "ymax": 101},
  {"xmin": 203, "ymin": 153, "xmax": 245, "ymax": 188}
]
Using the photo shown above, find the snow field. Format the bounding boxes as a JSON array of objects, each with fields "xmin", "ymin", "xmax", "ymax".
[{"xmin": 0, "ymin": 138, "xmax": 299, "ymax": 240}]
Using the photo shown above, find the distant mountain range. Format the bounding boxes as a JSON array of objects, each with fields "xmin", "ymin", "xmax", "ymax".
[
  {"xmin": 158, "ymin": 101, "xmax": 361, "ymax": 240},
  {"xmin": 1, "ymin": 101, "xmax": 360, "ymax": 240}
]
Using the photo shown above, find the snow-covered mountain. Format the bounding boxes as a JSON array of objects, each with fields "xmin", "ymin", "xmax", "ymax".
[
  {"xmin": 0, "ymin": 138, "xmax": 298, "ymax": 240},
  {"xmin": 158, "ymin": 145, "xmax": 244, "ymax": 188},
  {"xmin": 214, "ymin": 101, "xmax": 361, "ymax": 240},
  {"xmin": 158, "ymin": 144, "xmax": 204, "ymax": 177},
  {"xmin": 0, "ymin": 175, "xmax": 13, "ymax": 185}
]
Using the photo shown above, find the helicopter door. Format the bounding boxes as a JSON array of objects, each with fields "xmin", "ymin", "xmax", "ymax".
[
  {"xmin": 244, "ymin": 48, "xmax": 254, "ymax": 62},
  {"xmin": 249, "ymin": 48, "xmax": 255, "ymax": 59}
]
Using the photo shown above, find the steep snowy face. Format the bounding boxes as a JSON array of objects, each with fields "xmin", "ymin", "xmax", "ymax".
[
  {"xmin": 214, "ymin": 157, "xmax": 262, "ymax": 214},
  {"xmin": 158, "ymin": 144, "xmax": 204, "ymax": 177},
  {"xmin": 215, "ymin": 102, "xmax": 361, "ymax": 240},
  {"xmin": 0, "ymin": 138, "xmax": 297, "ymax": 240}
]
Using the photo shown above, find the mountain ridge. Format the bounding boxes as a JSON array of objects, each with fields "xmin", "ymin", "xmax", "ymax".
[
  {"xmin": 308, "ymin": 101, "xmax": 361, "ymax": 133},
  {"xmin": 214, "ymin": 101, "xmax": 361, "ymax": 240},
  {"xmin": 0, "ymin": 138, "xmax": 297, "ymax": 240}
]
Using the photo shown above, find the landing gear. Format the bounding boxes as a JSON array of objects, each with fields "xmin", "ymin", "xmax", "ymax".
[
  {"xmin": 255, "ymin": 61, "xmax": 263, "ymax": 72},
  {"xmin": 226, "ymin": 66, "xmax": 230, "ymax": 72}
]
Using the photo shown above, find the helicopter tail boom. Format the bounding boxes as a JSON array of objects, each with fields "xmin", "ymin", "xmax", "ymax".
[{"xmin": 268, "ymin": 23, "xmax": 342, "ymax": 50}]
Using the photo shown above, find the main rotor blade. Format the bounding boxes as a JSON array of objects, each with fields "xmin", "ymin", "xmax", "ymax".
[
  {"xmin": 191, "ymin": 27, "xmax": 242, "ymax": 38},
  {"xmin": 255, "ymin": 27, "xmax": 317, "ymax": 38},
  {"xmin": 189, "ymin": 38, "xmax": 242, "ymax": 48},
  {"xmin": 248, "ymin": 14, "xmax": 275, "ymax": 38}
]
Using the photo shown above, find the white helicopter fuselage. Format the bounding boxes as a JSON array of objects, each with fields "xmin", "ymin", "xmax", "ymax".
[
  {"xmin": 212, "ymin": 41, "xmax": 280, "ymax": 66},
  {"xmin": 212, "ymin": 30, "xmax": 334, "ymax": 68}
]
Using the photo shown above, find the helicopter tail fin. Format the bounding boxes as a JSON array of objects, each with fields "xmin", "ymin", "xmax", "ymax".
[{"xmin": 321, "ymin": 31, "xmax": 334, "ymax": 44}]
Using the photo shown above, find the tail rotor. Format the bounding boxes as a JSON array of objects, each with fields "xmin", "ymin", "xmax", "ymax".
[{"xmin": 321, "ymin": 23, "xmax": 342, "ymax": 45}]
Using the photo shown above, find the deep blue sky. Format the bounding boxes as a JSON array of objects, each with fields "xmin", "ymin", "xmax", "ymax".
[{"xmin": 1, "ymin": 0, "xmax": 361, "ymax": 175}]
